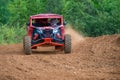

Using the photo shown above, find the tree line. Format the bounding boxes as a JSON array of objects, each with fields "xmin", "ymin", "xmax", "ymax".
[{"xmin": 0, "ymin": 0, "xmax": 120, "ymax": 37}]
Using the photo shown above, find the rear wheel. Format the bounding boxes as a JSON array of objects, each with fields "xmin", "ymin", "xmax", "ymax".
[
  {"xmin": 23, "ymin": 36, "xmax": 32, "ymax": 55},
  {"xmin": 64, "ymin": 34, "xmax": 71, "ymax": 53}
]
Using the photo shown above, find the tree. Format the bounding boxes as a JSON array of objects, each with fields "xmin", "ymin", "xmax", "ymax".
[
  {"xmin": 45, "ymin": 0, "xmax": 63, "ymax": 14},
  {"xmin": 8, "ymin": 0, "xmax": 27, "ymax": 26},
  {"xmin": 0, "ymin": 0, "xmax": 10, "ymax": 25}
]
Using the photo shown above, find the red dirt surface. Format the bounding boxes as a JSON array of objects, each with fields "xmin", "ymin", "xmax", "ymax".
[{"xmin": 0, "ymin": 29, "xmax": 120, "ymax": 80}]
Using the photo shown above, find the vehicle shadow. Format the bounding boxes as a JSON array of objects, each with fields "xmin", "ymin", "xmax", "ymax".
[
  {"xmin": 0, "ymin": 44, "xmax": 64, "ymax": 55},
  {"xmin": 32, "ymin": 50, "xmax": 64, "ymax": 55}
]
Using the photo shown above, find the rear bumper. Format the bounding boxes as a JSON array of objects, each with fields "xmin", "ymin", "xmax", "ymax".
[{"xmin": 31, "ymin": 38, "xmax": 64, "ymax": 48}]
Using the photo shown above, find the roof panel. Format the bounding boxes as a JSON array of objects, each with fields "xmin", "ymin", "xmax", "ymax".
[{"xmin": 30, "ymin": 13, "xmax": 62, "ymax": 18}]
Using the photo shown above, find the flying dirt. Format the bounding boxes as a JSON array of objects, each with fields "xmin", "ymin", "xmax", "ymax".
[
  {"xmin": 65, "ymin": 26, "xmax": 84, "ymax": 50},
  {"xmin": 0, "ymin": 28, "xmax": 120, "ymax": 80}
]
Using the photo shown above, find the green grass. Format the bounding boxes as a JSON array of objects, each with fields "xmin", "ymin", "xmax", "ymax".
[{"xmin": 0, "ymin": 25, "xmax": 26, "ymax": 44}]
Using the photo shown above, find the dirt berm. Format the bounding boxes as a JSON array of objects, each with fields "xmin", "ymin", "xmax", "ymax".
[{"xmin": 0, "ymin": 32, "xmax": 120, "ymax": 80}]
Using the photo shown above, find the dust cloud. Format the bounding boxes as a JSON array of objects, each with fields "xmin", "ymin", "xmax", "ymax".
[{"xmin": 65, "ymin": 25, "xmax": 84, "ymax": 50}]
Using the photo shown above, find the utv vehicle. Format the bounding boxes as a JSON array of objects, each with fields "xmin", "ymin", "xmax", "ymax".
[{"xmin": 23, "ymin": 13, "xmax": 71, "ymax": 55}]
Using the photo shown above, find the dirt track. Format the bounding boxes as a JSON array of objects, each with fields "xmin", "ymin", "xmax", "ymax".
[{"xmin": 0, "ymin": 31, "xmax": 120, "ymax": 80}]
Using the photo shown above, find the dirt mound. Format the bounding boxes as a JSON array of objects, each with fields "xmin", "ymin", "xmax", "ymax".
[
  {"xmin": 116, "ymin": 37, "xmax": 120, "ymax": 47},
  {"xmin": 0, "ymin": 32, "xmax": 120, "ymax": 80}
]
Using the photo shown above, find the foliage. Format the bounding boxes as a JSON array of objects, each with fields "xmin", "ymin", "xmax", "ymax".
[
  {"xmin": 0, "ymin": 0, "xmax": 120, "ymax": 44},
  {"xmin": 0, "ymin": 0, "xmax": 10, "ymax": 25},
  {"xmin": 0, "ymin": 25, "xmax": 26, "ymax": 44},
  {"xmin": 8, "ymin": 0, "xmax": 27, "ymax": 25},
  {"xmin": 62, "ymin": 0, "xmax": 120, "ymax": 36}
]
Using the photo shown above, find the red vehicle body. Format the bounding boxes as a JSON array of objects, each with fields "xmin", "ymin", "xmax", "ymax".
[{"xmin": 23, "ymin": 13, "xmax": 71, "ymax": 55}]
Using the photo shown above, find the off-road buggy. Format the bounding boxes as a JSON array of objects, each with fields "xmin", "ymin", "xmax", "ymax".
[{"xmin": 23, "ymin": 13, "xmax": 71, "ymax": 55}]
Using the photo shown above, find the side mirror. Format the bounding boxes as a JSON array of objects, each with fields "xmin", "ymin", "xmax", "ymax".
[{"xmin": 63, "ymin": 21, "xmax": 67, "ymax": 25}]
